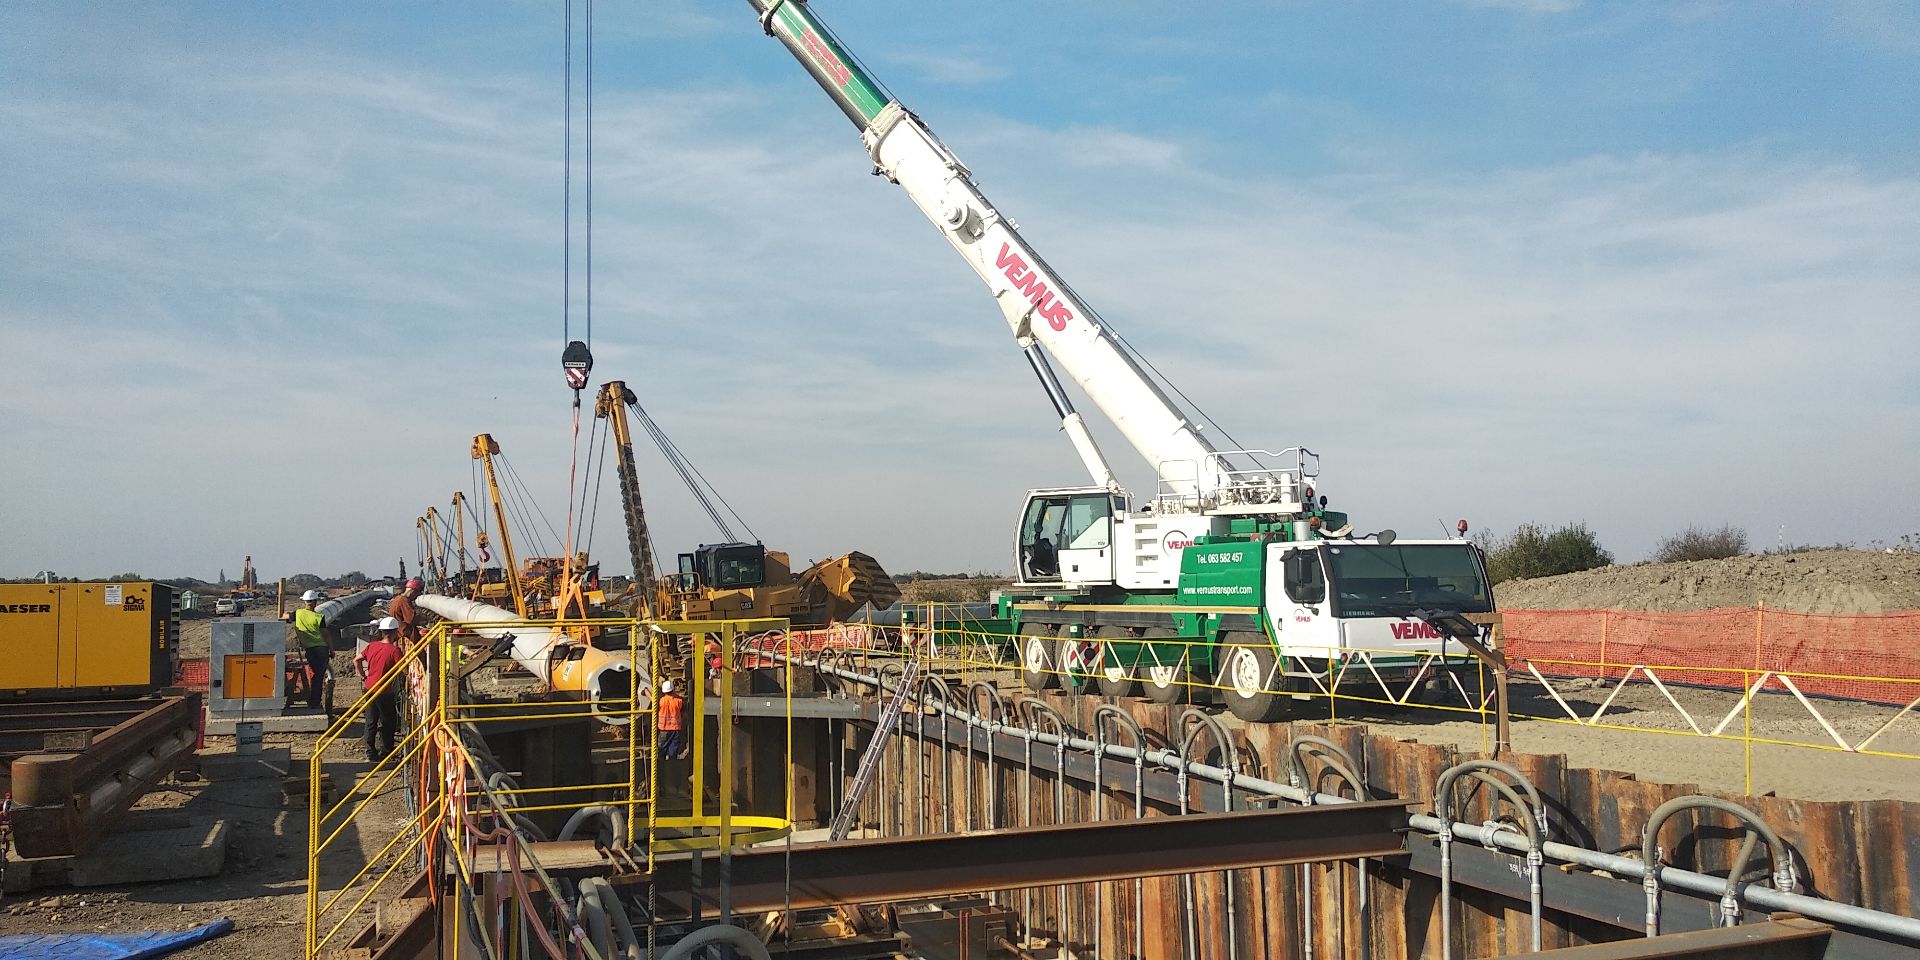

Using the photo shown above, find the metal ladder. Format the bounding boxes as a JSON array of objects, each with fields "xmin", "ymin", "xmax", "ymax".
[{"xmin": 828, "ymin": 657, "xmax": 920, "ymax": 840}]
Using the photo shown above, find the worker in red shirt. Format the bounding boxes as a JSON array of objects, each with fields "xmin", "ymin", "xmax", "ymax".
[
  {"xmin": 656, "ymin": 680, "xmax": 686, "ymax": 760},
  {"xmin": 354, "ymin": 617, "xmax": 406, "ymax": 762},
  {"xmin": 389, "ymin": 578, "xmax": 425, "ymax": 646}
]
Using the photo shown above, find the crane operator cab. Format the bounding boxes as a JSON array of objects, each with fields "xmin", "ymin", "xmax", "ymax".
[
  {"xmin": 675, "ymin": 542, "xmax": 768, "ymax": 591},
  {"xmin": 1016, "ymin": 488, "xmax": 1126, "ymax": 585}
]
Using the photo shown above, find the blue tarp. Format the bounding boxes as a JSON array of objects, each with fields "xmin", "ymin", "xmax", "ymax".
[{"xmin": 0, "ymin": 919, "xmax": 234, "ymax": 960}]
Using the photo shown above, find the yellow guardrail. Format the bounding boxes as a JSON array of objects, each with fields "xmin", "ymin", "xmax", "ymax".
[
  {"xmin": 305, "ymin": 614, "xmax": 794, "ymax": 959},
  {"xmin": 881, "ymin": 605, "xmax": 1920, "ymax": 791}
]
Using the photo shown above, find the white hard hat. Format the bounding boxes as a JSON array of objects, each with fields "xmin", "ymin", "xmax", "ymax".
[
  {"xmin": 660, "ymin": 680, "xmax": 674, "ymax": 693},
  {"xmin": 376, "ymin": 616, "xmax": 401, "ymax": 632},
  {"xmin": 302, "ymin": 590, "xmax": 323, "ymax": 601}
]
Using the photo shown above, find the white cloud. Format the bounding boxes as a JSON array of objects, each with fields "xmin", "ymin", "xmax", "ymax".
[
  {"xmin": 3, "ymin": 24, "xmax": 1916, "ymax": 583},
  {"xmin": 1456, "ymin": 0, "xmax": 1584, "ymax": 13},
  {"xmin": 883, "ymin": 50, "xmax": 1013, "ymax": 86}
]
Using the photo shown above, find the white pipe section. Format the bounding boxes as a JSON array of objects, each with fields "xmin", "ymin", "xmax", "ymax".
[
  {"xmin": 317, "ymin": 586, "xmax": 392, "ymax": 627},
  {"xmin": 416, "ymin": 594, "xmax": 640, "ymax": 724}
]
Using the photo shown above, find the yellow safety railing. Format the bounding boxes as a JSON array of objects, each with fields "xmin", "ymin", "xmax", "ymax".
[
  {"xmin": 884, "ymin": 605, "xmax": 1920, "ymax": 790},
  {"xmin": 305, "ymin": 614, "xmax": 795, "ymax": 959}
]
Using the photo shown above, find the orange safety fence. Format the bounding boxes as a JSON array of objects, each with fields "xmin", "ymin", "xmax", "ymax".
[
  {"xmin": 736, "ymin": 623, "xmax": 885, "ymax": 668},
  {"xmin": 1502, "ymin": 607, "xmax": 1920, "ymax": 704}
]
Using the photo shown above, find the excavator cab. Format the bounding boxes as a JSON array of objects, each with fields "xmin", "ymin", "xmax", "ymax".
[{"xmin": 680, "ymin": 542, "xmax": 768, "ymax": 590}]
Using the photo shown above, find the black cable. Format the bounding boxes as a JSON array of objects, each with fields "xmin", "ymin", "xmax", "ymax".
[
  {"xmin": 630, "ymin": 401, "xmax": 734, "ymax": 539},
  {"xmin": 1050, "ymin": 269, "xmax": 1269, "ymax": 472},
  {"xmin": 497, "ymin": 455, "xmax": 564, "ymax": 556},
  {"xmin": 584, "ymin": 417, "xmax": 608, "ymax": 566},
  {"xmin": 562, "ymin": 0, "xmax": 573, "ymax": 348},
  {"xmin": 584, "ymin": 0, "xmax": 593, "ymax": 350},
  {"xmin": 492, "ymin": 461, "xmax": 545, "ymax": 561},
  {"xmin": 630, "ymin": 401, "xmax": 759, "ymax": 543}
]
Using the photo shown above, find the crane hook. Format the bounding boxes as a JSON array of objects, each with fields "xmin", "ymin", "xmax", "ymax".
[{"xmin": 563, "ymin": 340, "xmax": 594, "ymax": 392}]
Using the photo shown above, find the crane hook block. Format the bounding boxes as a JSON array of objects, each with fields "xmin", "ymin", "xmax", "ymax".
[{"xmin": 563, "ymin": 340, "xmax": 594, "ymax": 391}]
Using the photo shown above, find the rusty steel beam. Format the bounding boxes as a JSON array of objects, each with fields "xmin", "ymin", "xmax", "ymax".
[
  {"xmin": 525, "ymin": 799, "xmax": 1407, "ymax": 915},
  {"xmin": 1510, "ymin": 917, "xmax": 1833, "ymax": 959},
  {"xmin": 0, "ymin": 698, "xmax": 159, "ymax": 761},
  {"xmin": 8, "ymin": 694, "xmax": 201, "ymax": 858}
]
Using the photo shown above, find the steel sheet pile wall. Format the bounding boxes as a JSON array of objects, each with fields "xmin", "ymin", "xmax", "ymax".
[{"xmin": 831, "ymin": 690, "xmax": 1918, "ymax": 959}]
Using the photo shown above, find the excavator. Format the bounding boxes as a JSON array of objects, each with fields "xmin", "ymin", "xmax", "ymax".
[{"xmin": 594, "ymin": 380, "xmax": 899, "ymax": 628}]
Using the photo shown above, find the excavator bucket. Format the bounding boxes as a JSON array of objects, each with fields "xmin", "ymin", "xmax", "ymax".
[{"xmin": 799, "ymin": 551, "xmax": 902, "ymax": 625}]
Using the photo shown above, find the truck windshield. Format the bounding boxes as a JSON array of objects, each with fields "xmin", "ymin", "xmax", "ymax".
[{"xmin": 1323, "ymin": 544, "xmax": 1492, "ymax": 618}]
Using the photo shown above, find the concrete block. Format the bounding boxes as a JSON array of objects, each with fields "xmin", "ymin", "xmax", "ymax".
[
  {"xmin": 5, "ymin": 820, "xmax": 230, "ymax": 891},
  {"xmin": 204, "ymin": 711, "xmax": 330, "ymax": 735},
  {"xmin": 66, "ymin": 819, "xmax": 229, "ymax": 887}
]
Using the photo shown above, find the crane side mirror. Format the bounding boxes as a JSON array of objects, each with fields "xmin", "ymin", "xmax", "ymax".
[{"xmin": 1282, "ymin": 552, "xmax": 1326, "ymax": 605}]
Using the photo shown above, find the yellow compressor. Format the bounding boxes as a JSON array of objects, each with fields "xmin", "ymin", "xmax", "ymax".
[{"xmin": 0, "ymin": 581, "xmax": 177, "ymax": 700}]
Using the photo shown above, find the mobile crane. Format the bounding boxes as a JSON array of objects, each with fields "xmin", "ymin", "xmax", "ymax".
[{"xmin": 744, "ymin": 1, "xmax": 1497, "ymax": 720}]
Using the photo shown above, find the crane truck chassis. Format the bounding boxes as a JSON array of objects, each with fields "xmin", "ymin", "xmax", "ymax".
[{"xmin": 743, "ymin": 0, "xmax": 1497, "ymax": 721}]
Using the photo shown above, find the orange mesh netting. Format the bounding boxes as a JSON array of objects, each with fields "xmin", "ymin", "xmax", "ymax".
[{"xmin": 1502, "ymin": 607, "xmax": 1920, "ymax": 705}]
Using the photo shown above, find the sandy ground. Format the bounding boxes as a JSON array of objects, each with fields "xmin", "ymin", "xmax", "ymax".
[
  {"xmin": 1354, "ymin": 674, "xmax": 1920, "ymax": 802},
  {"xmin": 2, "ymin": 632, "xmax": 408, "ymax": 958},
  {"xmin": 1494, "ymin": 548, "xmax": 1920, "ymax": 613}
]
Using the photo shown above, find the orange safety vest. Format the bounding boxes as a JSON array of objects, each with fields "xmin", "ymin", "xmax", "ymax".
[{"xmin": 658, "ymin": 693, "xmax": 685, "ymax": 731}]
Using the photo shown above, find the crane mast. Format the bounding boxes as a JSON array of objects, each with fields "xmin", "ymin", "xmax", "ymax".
[
  {"xmin": 471, "ymin": 433, "xmax": 527, "ymax": 617},
  {"xmin": 742, "ymin": 0, "xmax": 1262, "ymax": 504},
  {"xmin": 593, "ymin": 381, "xmax": 660, "ymax": 617},
  {"xmin": 451, "ymin": 491, "xmax": 471, "ymax": 584}
]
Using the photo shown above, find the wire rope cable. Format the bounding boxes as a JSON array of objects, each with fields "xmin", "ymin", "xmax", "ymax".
[
  {"xmin": 1048, "ymin": 269, "xmax": 1270, "ymax": 471},
  {"xmin": 628, "ymin": 401, "xmax": 759, "ymax": 543}
]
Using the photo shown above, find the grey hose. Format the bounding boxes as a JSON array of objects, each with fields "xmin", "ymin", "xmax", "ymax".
[
  {"xmin": 577, "ymin": 877, "xmax": 641, "ymax": 960},
  {"xmin": 559, "ymin": 805, "xmax": 628, "ymax": 848},
  {"xmin": 655, "ymin": 923, "xmax": 776, "ymax": 960},
  {"xmin": 1641, "ymin": 795, "xmax": 1797, "ymax": 936},
  {"xmin": 1286, "ymin": 736, "xmax": 1367, "ymax": 960},
  {"xmin": 1435, "ymin": 760, "xmax": 1547, "ymax": 957}
]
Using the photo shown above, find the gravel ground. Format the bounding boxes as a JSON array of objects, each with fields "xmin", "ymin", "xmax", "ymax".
[
  {"xmin": 1355, "ymin": 675, "xmax": 1920, "ymax": 801},
  {"xmin": 2, "ymin": 638, "xmax": 409, "ymax": 958}
]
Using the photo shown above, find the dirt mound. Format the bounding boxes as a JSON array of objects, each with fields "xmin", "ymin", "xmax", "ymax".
[{"xmin": 1494, "ymin": 549, "xmax": 1920, "ymax": 614}]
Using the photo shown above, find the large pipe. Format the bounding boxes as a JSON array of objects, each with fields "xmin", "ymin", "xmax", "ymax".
[
  {"xmin": 317, "ymin": 586, "xmax": 392, "ymax": 628},
  {"xmin": 416, "ymin": 594, "xmax": 640, "ymax": 723}
]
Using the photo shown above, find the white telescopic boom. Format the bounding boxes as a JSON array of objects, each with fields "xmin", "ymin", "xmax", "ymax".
[{"xmin": 744, "ymin": 0, "xmax": 1228, "ymax": 500}]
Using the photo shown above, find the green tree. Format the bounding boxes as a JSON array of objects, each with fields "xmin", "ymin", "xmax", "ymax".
[
  {"xmin": 1652, "ymin": 525, "xmax": 1748, "ymax": 563},
  {"xmin": 1484, "ymin": 522, "xmax": 1613, "ymax": 583}
]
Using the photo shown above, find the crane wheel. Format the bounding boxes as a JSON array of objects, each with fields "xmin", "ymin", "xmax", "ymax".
[
  {"xmin": 1020, "ymin": 628, "xmax": 1057, "ymax": 692},
  {"xmin": 1055, "ymin": 634, "xmax": 1099, "ymax": 695},
  {"xmin": 1218, "ymin": 636, "xmax": 1291, "ymax": 723}
]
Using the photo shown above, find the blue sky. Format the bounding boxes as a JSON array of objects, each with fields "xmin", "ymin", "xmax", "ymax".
[{"xmin": 3, "ymin": 1, "xmax": 1917, "ymax": 581}]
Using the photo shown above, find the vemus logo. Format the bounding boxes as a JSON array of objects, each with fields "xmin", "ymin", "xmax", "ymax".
[
  {"xmin": 996, "ymin": 243, "xmax": 1075, "ymax": 331},
  {"xmin": 1389, "ymin": 622, "xmax": 1444, "ymax": 641}
]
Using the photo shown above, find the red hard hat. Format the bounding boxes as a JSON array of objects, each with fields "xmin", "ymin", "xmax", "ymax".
[{"xmin": 406, "ymin": 577, "xmax": 424, "ymax": 590}]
